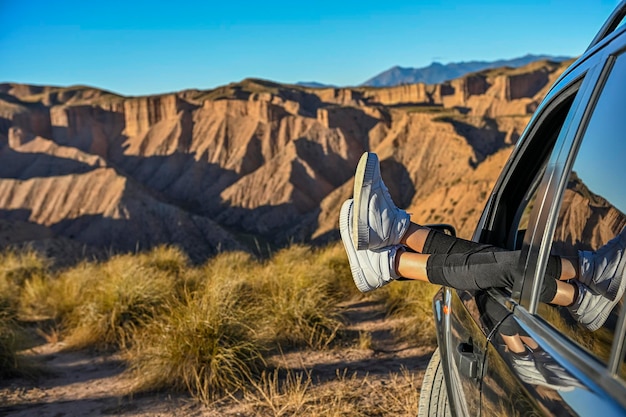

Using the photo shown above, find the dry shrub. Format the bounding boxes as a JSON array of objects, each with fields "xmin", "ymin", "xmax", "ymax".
[
  {"xmin": 0, "ymin": 312, "xmax": 22, "ymax": 378},
  {"xmin": 125, "ymin": 245, "xmax": 353, "ymax": 404},
  {"xmin": 138, "ymin": 245, "xmax": 190, "ymax": 276},
  {"xmin": 312, "ymin": 243, "xmax": 357, "ymax": 300},
  {"xmin": 375, "ymin": 281, "xmax": 441, "ymax": 345},
  {"xmin": 0, "ymin": 252, "xmax": 41, "ymax": 378},
  {"xmin": 24, "ymin": 262, "xmax": 100, "ymax": 322},
  {"xmin": 0, "ymin": 271, "xmax": 20, "ymax": 378},
  {"xmin": 60, "ymin": 254, "xmax": 177, "ymax": 350},
  {"xmin": 0, "ymin": 249, "xmax": 50, "ymax": 287},
  {"xmin": 257, "ymin": 245, "xmax": 344, "ymax": 349},
  {"xmin": 127, "ymin": 272, "xmax": 265, "ymax": 404}
]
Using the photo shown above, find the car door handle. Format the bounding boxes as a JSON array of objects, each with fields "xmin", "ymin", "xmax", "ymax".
[{"xmin": 456, "ymin": 342, "xmax": 480, "ymax": 380}]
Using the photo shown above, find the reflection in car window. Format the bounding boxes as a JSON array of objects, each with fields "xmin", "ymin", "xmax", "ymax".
[
  {"xmin": 514, "ymin": 167, "xmax": 544, "ymax": 249},
  {"xmin": 538, "ymin": 52, "xmax": 626, "ymax": 365}
]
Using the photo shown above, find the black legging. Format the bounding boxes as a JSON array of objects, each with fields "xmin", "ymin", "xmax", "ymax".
[{"xmin": 422, "ymin": 230, "xmax": 560, "ymax": 303}]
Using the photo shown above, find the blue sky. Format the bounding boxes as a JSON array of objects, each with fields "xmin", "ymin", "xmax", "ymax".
[{"xmin": 0, "ymin": 0, "xmax": 620, "ymax": 96}]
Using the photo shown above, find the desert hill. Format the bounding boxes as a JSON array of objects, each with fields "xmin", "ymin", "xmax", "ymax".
[
  {"xmin": 0, "ymin": 59, "xmax": 576, "ymax": 262},
  {"xmin": 362, "ymin": 54, "xmax": 572, "ymax": 87}
]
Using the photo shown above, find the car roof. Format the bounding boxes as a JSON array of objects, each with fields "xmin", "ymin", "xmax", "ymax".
[
  {"xmin": 587, "ymin": 0, "xmax": 626, "ymax": 51},
  {"xmin": 544, "ymin": 1, "xmax": 626, "ymax": 98}
]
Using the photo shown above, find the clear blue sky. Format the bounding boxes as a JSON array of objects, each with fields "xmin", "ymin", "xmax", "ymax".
[{"xmin": 0, "ymin": 0, "xmax": 620, "ymax": 96}]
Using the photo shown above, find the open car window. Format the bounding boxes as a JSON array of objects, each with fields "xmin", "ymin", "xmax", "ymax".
[
  {"xmin": 535, "ymin": 51, "xmax": 626, "ymax": 369},
  {"xmin": 478, "ymin": 79, "xmax": 582, "ymax": 302}
]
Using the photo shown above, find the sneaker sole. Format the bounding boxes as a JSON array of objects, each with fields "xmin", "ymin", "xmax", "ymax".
[
  {"xmin": 340, "ymin": 199, "xmax": 375, "ymax": 293},
  {"xmin": 352, "ymin": 152, "xmax": 377, "ymax": 250},
  {"xmin": 604, "ymin": 233, "xmax": 626, "ymax": 300},
  {"xmin": 586, "ymin": 257, "xmax": 626, "ymax": 331}
]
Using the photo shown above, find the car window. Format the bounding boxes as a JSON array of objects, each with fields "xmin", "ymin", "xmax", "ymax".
[
  {"xmin": 496, "ymin": 87, "xmax": 581, "ymax": 302},
  {"xmin": 484, "ymin": 86, "xmax": 578, "ymax": 253},
  {"xmin": 512, "ymin": 166, "xmax": 544, "ymax": 250},
  {"xmin": 537, "ymin": 51, "xmax": 626, "ymax": 366}
]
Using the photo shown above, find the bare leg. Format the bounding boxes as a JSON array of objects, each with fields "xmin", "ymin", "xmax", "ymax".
[
  {"xmin": 551, "ymin": 281, "xmax": 576, "ymax": 306},
  {"xmin": 395, "ymin": 251, "xmax": 430, "ymax": 283},
  {"xmin": 400, "ymin": 222, "xmax": 430, "ymax": 253},
  {"xmin": 559, "ymin": 257, "xmax": 578, "ymax": 280},
  {"xmin": 502, "ymin": 334, "xmax": 526, "ymax": 354},
  {"xmin": 394, "ymin": 250, "xmax": 577, "ymax": 306}
]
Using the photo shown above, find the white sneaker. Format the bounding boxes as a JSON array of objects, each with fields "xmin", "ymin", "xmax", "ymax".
[
  {"xmin": 579, "ymin": 227, "xmax": 626, "ymax": 301},
  {"xmin": 510, "ymin": 350, "xmax": 574, "ymax": 391},
  {"xmin": 567, "ymin": 281, "xmax": 619, "ymax": 332},
  {"xmin": 340, "ymin": 199, "xmax": 402, "ymax": 293},
  {"xmin": 352, "ymin": 152, "xmax": 410, "ymax": 251}
]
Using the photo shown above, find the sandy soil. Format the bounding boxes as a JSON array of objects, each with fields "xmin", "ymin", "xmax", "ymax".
[{"xmin": 0, "ymin": 299, "xmax": 434, "ymax": 416}]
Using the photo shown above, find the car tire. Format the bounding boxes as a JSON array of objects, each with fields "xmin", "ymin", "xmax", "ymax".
[{"xmin": 418, "ymin": 348, "xmax": 452, "ymax": 417}]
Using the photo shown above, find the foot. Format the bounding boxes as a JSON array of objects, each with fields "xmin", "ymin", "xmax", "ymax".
[
  {"xmin": 531, "ymin": 349, "xmax": 583, "ymax": 390},
  {"xmin": 578, "ymin": 226, "xmax": 626, "ymax": 301},
  {"xmin": 352, "ymin": 152, "xmax": 410, "ymax": 251},
  {"xmin": 340, "ymin": 199, "xmax": 403, "ymax": 293},
  {"xmin": 567, "ymin": 281, "xmax": 620, "ymax": 331},
  {"xmin": 510, "ymin": 349, "xmax": 574, "ymax": 391}
]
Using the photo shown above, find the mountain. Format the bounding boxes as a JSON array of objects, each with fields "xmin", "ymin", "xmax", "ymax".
[
  {"xmin": 296, "ymin": 81, "xmax": 336, "ymax": 88},
  {"xmin": 362, "ymin": 54, "xmax": 571, "ymax": 87},
  {"xmin": 0, "ymin": 59, "xmax": 580, "ymax": 263}
]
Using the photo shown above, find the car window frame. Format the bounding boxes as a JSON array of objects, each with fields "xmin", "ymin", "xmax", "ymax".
[
  {"xmin": 511, "ymin": 42, "xmax": 626, "ymax": 403},
  {"xmin": 517, "ymin": 56, "xmax": 607, "ymax": 311},
  {"xmin": 471, "ymin": 55, "xmax": 600, "ymax": 304}
]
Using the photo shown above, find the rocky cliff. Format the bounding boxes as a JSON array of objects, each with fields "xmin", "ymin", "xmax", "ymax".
[{"xmin": 0, "ymin": 60, "xmax": 579, "ymax": 262}]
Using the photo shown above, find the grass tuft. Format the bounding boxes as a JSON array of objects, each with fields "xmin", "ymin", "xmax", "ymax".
[
  {"xmin": 0, "ymin": 250, "xmax": 47, "ymax": 377},
  {"xmin": 257, "ymin": 245, "xmax": 345, "ymax": 349},
  {"xmin": 0, "ymin": 249, "xmax": 50, "ymax": 287},
  {"xmin": 127, "ymin": 285, "xmax": 265, "ymax": 403},
  {"xmin": 61, "ymin": 254, "xmax": 177, "ymax": 350},
  {"xmin": 375, "ymin": 281, "xmax": 440, "ymax": 345}
]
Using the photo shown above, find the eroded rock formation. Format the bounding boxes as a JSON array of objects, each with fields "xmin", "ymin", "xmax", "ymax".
[{"xmin": 0, "ymin": 60, "xmax": 583, "ymax": 262}]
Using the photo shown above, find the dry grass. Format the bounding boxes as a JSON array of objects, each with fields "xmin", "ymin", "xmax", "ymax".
[
  {"xmin": 0, "ymin": 250, "xmax": 47, "ymax": 377},
  {"xmin": 374, "ymin": 281, "xmax": 441, "ymax": 346},
  {"xmin": 59, "ymin": 255, "xmax": 177, "ymax": 350},
  {"xmin": 126, "ymin": 244, "xmax": 354, "ymax": 403},
  {"xmin": 127, "ymin": 292, "xmax": 264, "ymax": 403},
  {"xmin": 0, "ymin": 249, "xmax": 50, "ymax": 287},
  {"xmin": 255, "ymin": 245, "xmax": 347, "ymax": 349},
  {"xmin": 238, "ymin": 367, "xmax": 421, "ymax": 417},
  {"xmin": 2, "ymin": 242, "xmax": 430, "ymax": 408}
]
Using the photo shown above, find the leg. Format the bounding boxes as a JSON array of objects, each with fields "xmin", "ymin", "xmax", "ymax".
[
  {"xmin": 345, "ymin": 151, "xmax": 626, "ymax": 330},
  {"xmin": 342, "ymin": 199, "xmax": 567, "ymax": 301}
]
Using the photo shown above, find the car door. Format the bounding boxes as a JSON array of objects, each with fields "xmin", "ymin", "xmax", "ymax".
[
  {"xmin": 478, "ymin": 24, "xmax": 626, "ymax": 416},
  {"xmin": 438, "ymin": 39, "xmax": 596, "ymax": 417},
  {"xmin": 473, "ymin": 71, "xmax": 593, "ymax": 416}
]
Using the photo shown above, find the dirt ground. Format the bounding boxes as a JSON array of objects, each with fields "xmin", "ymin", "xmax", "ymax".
[{"xmin": 0, "ymin": 299, "xmax": 435, "ymax": 416}]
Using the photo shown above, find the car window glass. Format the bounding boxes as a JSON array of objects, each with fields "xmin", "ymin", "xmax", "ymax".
[
  {"xmin": 537, "ymin": 52, "xmax": 626, "ymax": 366},
  {"xmin": 490, "ymin": 89, "xmax": 577, "ymax": 253},
  {"xmin": 487, "ymin": 86, "xmax": 580, "ymax": 303},
  {"xmin": 513, "ymin": 166, "xmax": 544, "ymax": 250}
]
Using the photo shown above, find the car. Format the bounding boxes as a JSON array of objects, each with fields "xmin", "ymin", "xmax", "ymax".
[{"xmin": 418, "ymin": 2, "xmax": 626, "ymax": 416}]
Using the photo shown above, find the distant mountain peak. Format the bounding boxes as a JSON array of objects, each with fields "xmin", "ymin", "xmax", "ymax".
[
  {"xmin": 295, "ymin": 81, "xmax": 336, "ymax": 88},
  {"xmin": 362, "ymin": 54, "xmax": 572, "ymax": 87}
]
